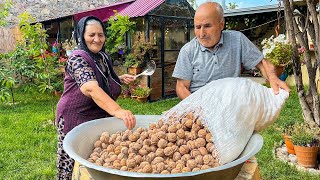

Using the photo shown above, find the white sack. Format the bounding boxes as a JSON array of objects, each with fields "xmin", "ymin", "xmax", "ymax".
[{"xmin": 162, "ymin": 77, "xmax": 289, "ymax": 165}]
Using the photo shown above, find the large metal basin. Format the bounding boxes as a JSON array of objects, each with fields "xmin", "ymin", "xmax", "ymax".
[{"xmin": 64, "ymin": 115, "xmax": 263, "ymax": 180}]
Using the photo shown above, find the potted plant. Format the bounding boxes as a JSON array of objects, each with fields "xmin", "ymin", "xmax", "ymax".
[
  {"xmin": 123, "ymin": 53, "xmax": 142, "ymax": 75},
  {"xmin": 62, "ymin": 39, "xmax": 77, "ymax": 56},
  {"xmin": 261, "ymin": 34, "xmax": 294, "ymax": 80},
  {"xmin": 291, "ymin": 123, "xmax": 319, "ymax": 168},
  {"xmin": 132, "ymin": 86, "xmax": 152, "ymax": 103},
  {"xmin": 279, "ymin": 122, "xmax": 296, "ymax": 155}
]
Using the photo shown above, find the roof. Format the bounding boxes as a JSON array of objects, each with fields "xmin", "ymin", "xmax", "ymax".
[
  {"xmin": 118, "ymin": 0, "xmax": 165, "ymax": 18},
  {"xmin": 73, "ymin": 0, "xmax": 135, "ymax": 22},
  {"xmin": 224, "ymin": 4, "xmax": 284, "ymax": 17}
]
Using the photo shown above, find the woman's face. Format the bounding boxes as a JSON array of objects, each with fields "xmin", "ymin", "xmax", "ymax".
[{"xmin": 84, "ymin": 23, "xmax": 105, "ymax": 53}]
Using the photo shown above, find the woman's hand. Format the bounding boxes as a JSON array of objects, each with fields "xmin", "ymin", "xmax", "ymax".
[
  {"xmin": 114, "ymin": 108, "xmax": 136, "ymax": 129},
  {"xmin": 119, "ymin": 74, "xmax": 135, "ymax": 84}
]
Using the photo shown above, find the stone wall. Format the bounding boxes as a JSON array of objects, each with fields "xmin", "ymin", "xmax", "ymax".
[{"xmin": 5, "ymin": 0, "xmax": 124, "ymax": 27}]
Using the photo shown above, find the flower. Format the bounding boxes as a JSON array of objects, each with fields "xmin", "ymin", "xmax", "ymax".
[{"xmin": 261, "ymin": 34, "xmax": 292, "ymax": 67}]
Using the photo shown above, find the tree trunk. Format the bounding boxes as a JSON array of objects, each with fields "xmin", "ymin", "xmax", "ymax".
[{"xmin": 283, "ymin": 0, "xmax": 320, "ymax": 131}]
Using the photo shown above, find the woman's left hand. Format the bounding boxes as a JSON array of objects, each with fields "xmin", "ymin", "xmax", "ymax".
[{"xmin": 119, "ymin": 74, "xmax": 135, "ymax": 84}]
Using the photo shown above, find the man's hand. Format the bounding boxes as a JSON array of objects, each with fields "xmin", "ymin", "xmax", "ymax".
[{"xmin": 256, "ymin": 59, "xmax": 290, "ymax": 94}]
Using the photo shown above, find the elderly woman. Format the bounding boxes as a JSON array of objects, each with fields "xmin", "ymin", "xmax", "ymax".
[{"xmin": 55, "ymin": 16, "xmax": 136, "ymax": 179}]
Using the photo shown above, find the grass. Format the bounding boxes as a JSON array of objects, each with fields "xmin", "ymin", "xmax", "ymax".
[{"xmin": 0, "ymin": 88, "xmax": 319, "ymax": 179}]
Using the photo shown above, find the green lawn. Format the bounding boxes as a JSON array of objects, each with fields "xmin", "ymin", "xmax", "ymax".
[{"xmin": 0, "ymin": 88, "xmax": 319, "ymax": 179}]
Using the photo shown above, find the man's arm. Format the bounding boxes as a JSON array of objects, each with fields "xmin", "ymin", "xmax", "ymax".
[
  {"xmin": 256, "ymin": 59, "xmax": 290, "ymax": 94},
  {"xmin": 176, "ymin": 79, "xmax": 191, "ymax": 100}
]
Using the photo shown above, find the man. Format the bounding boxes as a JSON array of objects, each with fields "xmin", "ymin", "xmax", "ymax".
[{"xmin": 172, "ymin": 2, "xmax": 290, "ymax": 99}]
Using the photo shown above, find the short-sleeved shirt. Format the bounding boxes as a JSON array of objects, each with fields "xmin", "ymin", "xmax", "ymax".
[{"xmin": 172, "ymin": 30, "xmax": 264, "ymax": 93}]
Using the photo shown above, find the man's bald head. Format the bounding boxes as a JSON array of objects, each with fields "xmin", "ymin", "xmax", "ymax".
[{"xmin": 196, "ymin": 2, "xmax": 224, "ymax": 23}]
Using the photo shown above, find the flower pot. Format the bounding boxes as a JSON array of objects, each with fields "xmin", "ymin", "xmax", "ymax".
[
  {"xmin": 128, "ymin": 67, "xmax": 142, "ymax": 75},
  {"xmin": 54, "ymin": 90, "xmax": 63, "ymax": 97},
  {"xmin": 294, "ymin": 145, "xmax": 318, "ymax": 168},
  {"xmin": 283, "ymin": 134, "xmax": 295, "ymax": 154},
  {"xmin": 136, "ymin": 97, "xmax": 148, "ymax": 103}
]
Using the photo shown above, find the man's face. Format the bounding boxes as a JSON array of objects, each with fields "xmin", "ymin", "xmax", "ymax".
[{"xmin": 194, "ymin": 11, "xmax": 224, "ymax": 49}]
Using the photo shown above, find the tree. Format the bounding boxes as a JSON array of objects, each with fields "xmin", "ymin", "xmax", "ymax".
[
  {"xmin": 283, "ymin": 0, "xmax": 320, "ymax": 135},
  {"xmin": 188, "ymin": 0, "xmax": 198, "ymax": 9},
  {"xmin": 227, "ymin": 2, "xmax": 238, "ymax": 9},
  {"xmin": 0, "ymin": 0, "xmax": 12, "ymax": 27}
]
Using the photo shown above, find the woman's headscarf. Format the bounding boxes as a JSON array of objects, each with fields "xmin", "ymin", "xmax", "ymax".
[{"xmin": 75, "ymin": 16, "xmax": 107, "ymax": 61}]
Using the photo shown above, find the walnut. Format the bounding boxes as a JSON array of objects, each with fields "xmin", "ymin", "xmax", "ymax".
[
  {"xmin": 103, "ymin": 162, "xmax": 112, "ymax": 168},
  {"xmin": 160, "ymin": 124, "xmax": 169, "ymax": 132},
  {"xmin": 168, "ymin": 124, "xmax": 177, "ymax": 133},
  {"xmin": 121, "ymin": 133, "xmax": 129, "ymax": 141},
  {"xmin": 110, "ymin": 154, "xmax": 118, "ymax": 161},
  {"xmin": 166, "ymin": 161, "xmax": 176, "ymax": 172},
  {"xmin": 190, "ymin": 131, "xmax": 198, "ymax": 140},
  {"xmin": 161, "ymin": 170, "xmax": 170, "ymax": 174},
  {"xmin": 171, "ymin": 145, "xmax": 179, "ymax": 153},
  {"xmin": 95, "ymin": 158, "xmax": 103, "ymax": 166},
  {"xmin": 201, "ymin": 164, "xmax": 211, "ymax": 170},
  {"xmin": 203, "ymin": 154, "xmax": 213, "ymax": 165},
  {"xmin": 176, "ymin": 129, "xmax": 185, "ymax": 139},
  {"xmin": 155, "ymin": 148, "xmax": 165, "ymax": 157},
  {"xmin": 187, "ymin": 159, "xmax": 197, "ymax": 169},
  {"xmin": 176, "ymin": 139, "xmax": 187, "ymax": 146},
  {"xmin": 190, "ymin": 149, "xmax": 201, "ymax": 158},
  {"xmin": 149, "ymin": 123, "xmax": 157, "ymax": 130},
  {"xmin": 140, "ymin": 131, "xmax": 148, "ymax": 140},
  {"xmin": 150, "ymin": 145, "xmax": 157, "ymax": 153},
  {"xmin": 171, "ymin": 168, "xmax": 181, "ymax": 174},
  {"xmin": 157, "ymin": 131, "xmax": 167, "ymax": 140},
  {"xmin": 114, "ymin": 140, "xmax": 121, "ymax": 147},
  {"xmin": 157, "ymin": 119, "xmax": 164, "ymax": 127},
  {"xmin": 128, "ymin": 147, "xmax": 135, "ymax": 154},
  {"xmin": 101, "ymin": 131, "xmax": 110, "ymax": 138},
  {"xmin": 152, "ymin": 157, "xmax": 164, "ymax": 165},
  {"xmin": 100, "ymin": 135, "xmax": 110, "ymax": 143},
  {"xmin": 88, "ymin": 158, "xmax": 95, "ymax": 163},
  {"xmin": 120, "ymin": 159, "xmax": 127, "ymax": 166},
  {"xmin": 142, "ymin": 164, "xmax": 153, "ymax": 173},
  {"xmin": 93, "ymin": 147, "xmax": 102, "ymax": 154},
  {"xmin": 136, "ymin": 127, "xmax": 145, "ymax": 134},
  {"xmin": 176, "ymin": 123, "xmax": 183, "ymax": 130},
  {"xmin": 120, "ymin": 166, "xmax": 128, "ymax": 171},
  {"xmin": 133, "ymin": 154, "xmax": 142, "ymax": 165},
  {"xmin": 157, "ymin": 139, "xmax": 168, "ymax": 149},
  {"xmin": 121, "ymin": 146, "xmax": 129, "ymax": 154},
  {"xmin": 109, "ymin": 134, "xmax": 117, "ymax": 144},
  {"xmin": 101, "ymin": 143, "xmax": 108, "ymax": 149},
  {"xmin": 206, "ymin": 143, "xmax": 214, "ymax": 153},
  {"xmin": 186, "ymin": 140, "xmax": 196, "ymax": 150},
  {"xmin": 182, "ymin": 167, "xmax": 191, "ymax": 172},
  {"xmin": 156, "ymin": 162, "xmax": 166, "ymax": 172},
  {"xmin": 197, "ymin": 129, "xmax": 207, "ymax": 139},
  {"xmin": 185, "ymin": 118, "xmax": 193, "ymax": 128},
  {"xmin": 150, "ymin": 134, "xmax": 159, "ymax": 145},
  {"xmin": 179, "ymin": 145, "xmax": 190, "ymax": 155},
  {"xmin": 167, "ymin": 133, "xmax": 177, "ymax": 142},
  {"xmin": 117, "ymin": 153, "xmax": 126, "ymax": 160},
  {"xmin": 196, "ymin": 118, "xmax": 202, "ymax": 126},
  {"xmin": 138, "ymin": 148, "xmax": 148, "ymax": 156},
  {"xmin": 195, "ymin": 155, "xmax": 203, "ymax": 165},
  {"xmin": 181, "ymin": 154, "xmax": 191, "ymax": 163},
  {"xmin": 132, "ymin": 142, "xmax": 142, "ymax": 151},
  {"xmin": 172, "ymin": 152, "xmax": 182, "ymax": 162},
  {"xmin": 90, "ymin": 152, "xmax": 100, "ymax": 158},
  {"xmin": 129, "ymin": 132, "xmax": 139, "ymax": 142},
  {"xmin": 191, "ymin": 123, "xmax": 201, "ymax": 133},
  {"xmin": 195, "ymin": 138, "xmax": 206, "ymax": 148},
  {"xmin": 126, "ymin": 158, "xmax": 137, "ymax": 168},
  {"xmin": 140, "ymin": 161, "xmax": 150, "ymax": 168},
  {"xmin": 186, "ymin": 112, "xmax": 194, "ymax": 120},
  {"xmin": 176, "ymin": 163, "xmax": 185, "ymax": 170},
  {"xmin": 145, "ymin": 152, "xmax": 156, "ymax": 163},
  {"xmin": 206, "ymin": 133, "xmax": 213, "ymax": 143},
  {"xmin": 192, "ymin": 167, "xmax": 201, "ymax": 172},
  {"xmin": 114, "ymin": 146, "xmax": 122, "ymax": 155},
  {"xmin": 120, "ymin": 141, "xmax": 128, "ymax": 147},
  {"xmin": 94, "ymin": 140, "xmax": 102, "ymax": 148},
  {"xmin": 164, "ymin": 146, "xmax": 174, "ymax": 157},
  {"xmin": 143, "ymin": 139, "xmax": 152, "ymax": 146},
  {"xmin": 199, "ymin": 147, "xmax": 208, "ymax": 156}
]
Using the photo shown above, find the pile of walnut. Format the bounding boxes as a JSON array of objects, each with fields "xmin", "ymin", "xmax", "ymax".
[{"xmin": 88, "ymin": 112, "xmax": 219, "ymax": 174}]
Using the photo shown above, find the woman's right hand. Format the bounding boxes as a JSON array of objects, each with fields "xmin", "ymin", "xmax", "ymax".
[{"xmin": 114, "ymin": 109, "xmax": 136, "ymax": 129}]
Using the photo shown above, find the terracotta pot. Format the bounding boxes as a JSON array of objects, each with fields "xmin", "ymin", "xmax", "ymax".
[
  {"xmin": 283, "ymin": 134, "xmax": 295, "ymax": 154},
  {"xmin": 275, "ymin": 65, "xmax": 284, "ymax": 77},
  {"xmin": 54, "ymin": 90, "xmax": 63, "ymax": 97},
  {"xmin": 136, "ymin": 97, "xmax": 148, "ymax": 103},
  {"xmin": 294, "ymin": 145, "xmax": 319, "ymax": 168},
  {"xmin": 128, "ymin": 67, "xmax": 142, "ymax": 75}
]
